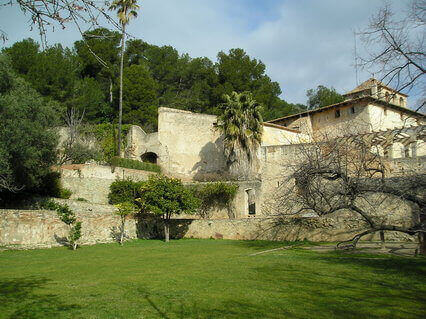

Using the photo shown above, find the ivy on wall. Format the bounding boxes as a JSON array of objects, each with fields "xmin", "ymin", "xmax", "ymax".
[
  {"xmin": 189, "ymin": 182, "xmax": 239, "ymax": 218},
  {"xmin": 80, "ymin": 123, "xmax": 131, "ymax": 163},
  {"xmin": 109, "ymin": 179, "xmax": 238, "ymax": 219}
]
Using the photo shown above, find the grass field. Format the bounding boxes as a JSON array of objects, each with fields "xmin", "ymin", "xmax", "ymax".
[{"xmin": 1, "ymin": 239, "xmax": 425, "ymax": 319}]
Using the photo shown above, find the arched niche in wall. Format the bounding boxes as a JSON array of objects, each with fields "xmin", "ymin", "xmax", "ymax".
[{"xmin": 141, "ymin": 152, "xmax": 158, "ymax": 164}]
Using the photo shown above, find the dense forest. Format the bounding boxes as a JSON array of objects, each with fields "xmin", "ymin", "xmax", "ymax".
[{"xmin": 2, "ymin": 28, "xmax": 307, "ymax": 132}]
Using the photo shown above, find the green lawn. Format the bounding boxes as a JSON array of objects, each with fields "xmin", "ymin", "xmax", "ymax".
[{"xmin": 1, "ymin": 239, "xmax": 425, "ymax": 319}]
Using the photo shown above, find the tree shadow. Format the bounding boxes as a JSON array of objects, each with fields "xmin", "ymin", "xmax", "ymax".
[
  {"xmin": 191, "ymin": 140, "xmax": 230, "ymax": 182},
  {"xmin": 319, "ymin": 251, "xmax": 426, "ymax": 280},
  {"xmin": 0, "ymin": 277, "xmax": 81, "ymax": 319},
  {"xmin": 252, "ymin": 253, "xmax": 426, "ymax": 318},
  {"xmin": 135, "ymin": 286, "xmax": 296, "ymax": 319},
  {"xmin": 135, "ymin": 214, "xmax": 193, "ymax": 240},
  {"xmin": 229, "ymin": 239, "xmax": 305, "ymax": 251},
  {"xmin": 53, "ymin": 234, "xmax": 69, "ymax": 248},
  {"xmin": 110, "ymin": 225, "xmax": 121, "ymax": 243}
]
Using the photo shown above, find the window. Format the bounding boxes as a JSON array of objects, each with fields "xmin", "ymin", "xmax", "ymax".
[
  {"xmin": 385, "ymin": 92, "xmax": 390, "ymax": 102},
  {"xmin": 404, "ymin": 147, "xmax": 410, "ymax": 158},
  {"xmin": 350, "ymin": 106, "xmax": 355, "ymax": 114},
  {"xmin": 335, "ymin": 109, "xmax": 341, "ymax": 118},
  {"xmin": 400, "ymin": 97, "xmax": 404, "ymax": 106},
  {"xmin": 245, "ymin": 189, "xmax": 256, "ymax": 216}
]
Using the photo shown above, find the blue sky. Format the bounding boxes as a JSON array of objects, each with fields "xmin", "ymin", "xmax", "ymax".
[{"xmin": 0, "ymin": 0, "xmax": 422, "ymax": 107}]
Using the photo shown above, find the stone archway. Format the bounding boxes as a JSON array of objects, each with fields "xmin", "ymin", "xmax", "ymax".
[{"xmin": 141, "ymin": 152, "xmax": 158, "ymax": 164}]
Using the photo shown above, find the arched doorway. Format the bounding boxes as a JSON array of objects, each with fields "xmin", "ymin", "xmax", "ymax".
[{"xmin": 141, "ymin": 152, "xmax": 158, "ymax": 164}]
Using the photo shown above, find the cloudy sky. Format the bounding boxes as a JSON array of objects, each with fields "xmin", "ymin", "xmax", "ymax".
[{"xmin": 0, "ymin": 0, "xmax": 418, "ymax": 105}]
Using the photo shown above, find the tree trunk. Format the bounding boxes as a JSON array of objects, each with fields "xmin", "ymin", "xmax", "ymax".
[
  {"xmin": 164, "ymin": 218, "xmax": 170, "ymax": 243},
  {"xmin": 380, "ymin": 230, "xmax": 386, "ymax": 251},
  {"xmin": 419, "ymin": 233, "xmax": 426, "ymax": 255},
  {"xmin": 118, "ymin": 24, "xmax": 126, "ymax": 157},
  {"xmin": 109, "ymin": 78, "xmax": 113, "ymax": 104},
  {"xmin": 418, "ymin": 209, "xmax": 425, "ymax": 255},
  {"xmin": 119, "ymin": 216, "xmax": 125, "ymax": 246}
]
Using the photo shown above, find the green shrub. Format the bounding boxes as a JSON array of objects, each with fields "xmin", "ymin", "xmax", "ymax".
[
  {"xmin": 61, "ymin": 142, "xmax": 101, "ymax": 164},
  {"xmin": 80, "ymin": 123, "xmax": 130, "ymax": 163},
  {"xmin": 108, "ymin": 179, "xmax": 145, "ymax": 204},
  {"xmin": 42, "ymin": 200, "xmax": 81, "ymax": 250},
  {"xmin": 39, "ymin": 172, "xmax": 71, "ymax": 199},
  {"xmin": 39, "ymin": 171, "xmax": 62, "ymax": 197},
  {"xmin": 59, "ymin": 188, "xmax": 72, "ymax": 199},
  {"xmin": 136, "ymin": 175, "xmax": 200, "ymax": 242},
  {"xmin": 114, "ymin": 201, "xmax": 137, "ymax": 245},
  {"xmin": 76, "ymin": 197, "xmax": 88, "ymax": 202},
  {"xmin": 190, "ymin": 182, "xmax": 238, "ymax": 218},
  {"xmin": 0, "ymin": 55, "xmax": 59, "ymax": 194},
  {"xmin": 110, "ymin": 157, "xmax": 161, "ymax": 173}
]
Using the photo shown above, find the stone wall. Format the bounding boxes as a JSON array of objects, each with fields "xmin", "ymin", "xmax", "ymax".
[
  {"xmin": 56, "ymin": 164, "xmax": 154, "ymax": 204},
  {"xmin": 0, "ymin": 200, "xmax": 138, "ymax": 249},
  {"xmin": 0, "ymin": 204, "xmax": 417, "ymax": 250},
  {"xmin": 261, "ymin": 123, "xmax": 309, "ymax": 146},
  {"xmin": 179, "ymin": 216, "xmax": 416, "ymax": 242},
  {"xmin": 157, "ymin": 107, "xmax": 227, "ymax": 180}
]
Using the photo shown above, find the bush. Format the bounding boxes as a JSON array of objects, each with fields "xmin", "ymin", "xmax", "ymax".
[
  {"xmin": 61, "ymin": 142, "xmax": 101, "ymax": 164},
  {"xmin": 190, "ymin": 182, "xmax": 238, "ymax": 218},
  {"xmin": 110, "ymin": 157, "xmax": 161, "ymax": 173},
  {"xmin": 38, "ymin": 171, "xmax": 72, "ymax": 199},
  {"xmin": 0, "ymin": 54, "xmax": 59, "ymax": 194},
  {"xmin": 59, "ymin": 188, "xmax": 72, "ymax": 199},
  {"xmin": 136, "ymin": 175, "xmax": 200, "ymax": 242},
  {"xmin": 42, "ymin": 200, "xmax": 81, "ymax": 250},
  {"xmin": 108, "ymin": 179, "xmax": 145, "ymax": 204},
  {"xmin": 80, "ymin": 123, "xmax": 130, "ymax": 163}
]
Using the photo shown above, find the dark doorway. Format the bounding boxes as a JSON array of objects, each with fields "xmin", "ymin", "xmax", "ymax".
[{"xmin": 141, "ymin": 152, "xmax": 158, "ymax": 164}]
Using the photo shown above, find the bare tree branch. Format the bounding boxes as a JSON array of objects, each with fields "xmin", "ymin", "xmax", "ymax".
[{"xmin": 357, "ymin": 0, "xmax": 425, "ymax": 111}]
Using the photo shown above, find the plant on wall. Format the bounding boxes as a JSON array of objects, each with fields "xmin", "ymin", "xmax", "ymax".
[
  {"xmin": 136, "ymin": 175, "xmax": 200, "ymax": 242},
  {"xmin": 190, "ymin": 182, "xmax": 238, "ymax": 218},
  {"xmin": 114, "ymin": 201, "xmax": 137, "ymax": 245},
  {"xmin": 80, "ymin": 123, "xmax": 131, "ymax": 163},
  {"xmin": 43, "ymin": 200, "xmax": 82, "ymax": 250},
  {"xmin": 108, "ymin": 178, "xmax": 145, "ymax": 204}
]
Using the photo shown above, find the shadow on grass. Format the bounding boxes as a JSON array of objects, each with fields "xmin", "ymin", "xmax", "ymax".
[
  {"xmin": 320, "ymin": 251, "xmax": 426, "ymax": 280},
  {"xmin": 252, "ymin": 252, "xmax": 426, "ymax": 318},
  {"xmin": 229, "ymin": 239, "xmax": 317, "ymax": 251},
  {"xmin": 135, "ymin": 286, "xmax": 296, "ymax": 319},
  {"xmin": 0, "ymin": 277, "xmax": 81, "ymax": 319}
]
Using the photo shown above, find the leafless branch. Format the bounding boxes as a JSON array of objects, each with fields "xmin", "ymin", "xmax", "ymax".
[{"xmin": 357, "ymin": 0, "xmax": 425, "ymax": 111}]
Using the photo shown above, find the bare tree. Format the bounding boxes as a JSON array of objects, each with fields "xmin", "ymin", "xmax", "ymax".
[
  {"xmin": 357, "ymin": 0, "xmax": 425, "ymax": 111},
  {"xmin": 0, "ymin": 175, "xmax": 22, "ymax": 192},
  {"xmin": 1, "ymin": 0, "xmax": 119, "ymax": 46},
  {"xmin": 58, "ymin": 107, "xmax": 84, "ymax": 164},
  {"xmin": 58, "ymin": 107, "xmax": 100, "ymax": 165},
  {"xmin": 268, "ymin": 131, "xmax": 426, "ymax": 255}
]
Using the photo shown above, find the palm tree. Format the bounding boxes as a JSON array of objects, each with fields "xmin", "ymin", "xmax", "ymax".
[
  {"xmin": 109, "ymin": 0, "xmax": 139, "ymax": 156},
  {"xmin": 216, "ymin": 91, "xmax": 263, "ymax": 166}
]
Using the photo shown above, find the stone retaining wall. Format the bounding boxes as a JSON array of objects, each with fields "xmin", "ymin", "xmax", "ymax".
[
  {"xmin": 55, "ymin": 164, "xmax": 154, "ymax": 204},
  {"xmin": 0, "ymin": 202, "xmax": 416, "ymax": 249},
  {"xmin": 0, "ymin": 200, "xmax": 138, "ymax": 249},
  {"xmin": 180, "ymin": 216, "xmax": 416, "ymax": 242}
]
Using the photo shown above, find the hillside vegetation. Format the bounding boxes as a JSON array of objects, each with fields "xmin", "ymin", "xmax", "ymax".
[{"xmin": 3, "ymin": 30, "xmax": 307, "ymax": 132}]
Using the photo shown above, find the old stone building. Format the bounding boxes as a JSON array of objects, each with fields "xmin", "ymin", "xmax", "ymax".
[
  {"xmin": 3, "ymin": 79, "xmax": 424, "ymax": 248},
  {"xmin": 118, "ymin": 79, "xmax": 425, "ymax": 219}
]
